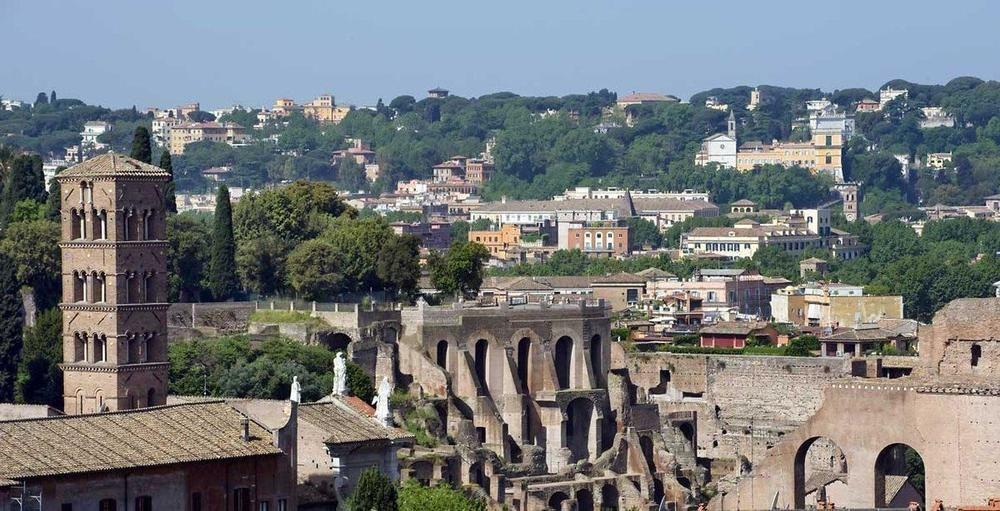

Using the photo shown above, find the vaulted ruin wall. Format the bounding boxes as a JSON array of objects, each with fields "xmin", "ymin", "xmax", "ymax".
[{"xmin": 627, "ymin": 353, "xmax": 851, "ymax": 462}]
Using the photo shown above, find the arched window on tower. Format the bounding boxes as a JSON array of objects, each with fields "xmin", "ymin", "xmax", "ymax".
[
  {"xmin": 96, "ymin": 272, "xmax": 107, "ymax": 302},
  {"xmin": 93, "ymin": 334, "xmax": 107, "ymax": 363},
  {"xmin": 123, "ymin": 208, "xmax": 133, "ymax": 241},
  {"xmin": 98, "ymin": 209, "xmax": 108, "ymax": 239},
  {"xmin": 74, "ymin": 332, "xmax": 86, "ymax": 362},
  {"xmin": 143, "ymin": 272, "xmax": 154, "ymax": 303},
  {"xmin": 70, "ymin": 209, "xmax": 83, "ymax": 239},
  {"xmin": 72, "ymin": 271, "xmax": 85, "ymax": 302},
  {"xmin": 141, "ymin": 209, "xmax": 149, "ymax": 240}
]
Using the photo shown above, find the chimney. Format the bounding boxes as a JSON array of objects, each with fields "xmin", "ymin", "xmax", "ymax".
[
  {"xmin": 501, "ymin": 195, "xmax": 507, "ymax": 204},
  {"xmin": 240, "ymin": 417, "xmax": 250, "ymax": 442}
]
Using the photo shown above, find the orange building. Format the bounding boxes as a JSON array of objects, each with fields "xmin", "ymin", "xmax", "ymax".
[{"xmin": 469, "ymin": 224, "xmax": 521, "ymax": 259}]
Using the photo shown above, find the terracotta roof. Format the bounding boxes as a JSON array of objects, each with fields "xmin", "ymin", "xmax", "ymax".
[
  {"xmin": 592, "ymin": 272, "xmax": 646, "ymax": 285},
  {"xmin": 800, "ymin": 257, "xmax": 828, "ymax": 264},
  {"xmin": 701, "ymin": 321, "xmax": 770, "ymax": 336},
  {"xmin": 0, "ymin": 402, "xmax": 282, "ymax": 480},
  {"xmin": 57, "ymin": 152, "xmax": 171, "ymax": 179},
  {"xmin": 821, "ymin": 327, "xmax": 897, "ymax": 342},
  {"xmin": 636, "ymin": 267, "xmax": 676, "ymax": 280},
  {"xmin": 299, "ymin": 397, "xmax": 412, "ymax": 446},
  {"xmin": 506, "ymin": 277, "xmax": 555, "ymax": 291},
  {"xmin": 884, "ymin": 475, "xmax": 909, "ymax": 504}
]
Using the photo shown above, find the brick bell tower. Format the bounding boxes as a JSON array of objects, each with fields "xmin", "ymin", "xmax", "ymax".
[{"xmin": 58, "ymin": 152, "xmax": 171, "ymax": 414}]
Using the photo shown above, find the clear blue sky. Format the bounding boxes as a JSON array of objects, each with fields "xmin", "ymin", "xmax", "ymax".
[{"xmin": 3, "ymin": 0, "xmax": 999, "ymax": 109}]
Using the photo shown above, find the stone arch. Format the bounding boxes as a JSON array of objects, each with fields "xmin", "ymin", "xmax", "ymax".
[
  {"xmin": 566, "ymin": 397, "xmax": 595, "ymax": 463},
  {"xmin": 517, "ymin": 337, "xmax": 531, "ymax": 393},
  {"xmin": 600, "ymin": 484, "xmax": 619, "ymax": 510},
  {"xmin": 794, "ymin": 436, "xmax": 850, "ymax": 508},
  {"xmin": 554, "ymin": 335, "xmax": 574, "ymax": 390},
  {"xmin": 324, "ymin": 332, "xmax": 353, "ymax": 352},
  {"xmin": 679, "ymin": 422, "xmax": 695, "ymax": 451},
  {"xmin": 468, "ymin": 461, "xmax": 488, "ymax": 495},
  {"xmin": 436, "ymin": 339, "xmax": 449, "ymax": 368},
  {"xmin": 589, "ymin": 334, "xmax": 604, "ymax": 388},
  {"xmin": 147, "ymin": 387, "xmax": 157, "ymax": 407},
  {"xmin": 75, "ymin": 388, "xmax": 85, "ymax": 415},
  {"xmin": 474, "ymin": 338, "xmax": 489, "ymax": 395},
  {"xmin": 576, "ymin": 488, "xmax": 594, "ymax": 511},
  {"xmin": 874, "ymin": 443, "xmax": 924, "ymax": 508},
  {"xmin": 548, "ymin": 491, "xmax": 569, "ymax": 510}
]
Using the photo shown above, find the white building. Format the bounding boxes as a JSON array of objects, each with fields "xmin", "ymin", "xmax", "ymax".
[
  {"xmin": 1, "ymin": 99, "xmax": 25, "ymax": 111},
  {"xmin": 695, "ymin": 110, "xmax": 738, "ymax": 168},
  {"xmin": 919, "ymin": 107, "xmax": 955, "ymax": 129},
  {"xmin": 555, "ymin": 187, "xmax": 710, "ymax": 202},
  {"xmin": 80, "ymin": 121, "xmax": 112, "ymax": 150},
  {"xmin": 680, "ymin": 208, "xmax": 859, "ymax": 260},
  {"xmin": 705, "ymin": 96, "xmax": 729, "ymax": 111},
  {"xmin": 879, "ymin": 88, "xmax": 908, "ymax": 110}
]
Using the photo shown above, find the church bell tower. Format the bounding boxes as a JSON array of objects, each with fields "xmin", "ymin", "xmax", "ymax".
[{"xmin": 58, "ymin": 152, "xmax": 171, "ymax": 414}]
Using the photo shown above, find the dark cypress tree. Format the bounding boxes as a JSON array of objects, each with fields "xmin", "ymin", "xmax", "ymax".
[
  {"xmin": 208, "ymin": 185, "xmax": 239, "ymax": 300},
  {"xmin": 0, "ymin": 154, "xmax": 46, "ymax": 227},
  {"xmin": 130, "ymin": 126, "xmax": 153, "ymax": 164},
  {"xmin": 49, "ymin": 90, "xmax": 57, "ymax": 103},
  {"xmin": 159, "ymin": 151, "xmax": 177, "ymax": 213},
  {"xmin": 347, "ymin": 467, "xmax": 398, "ymax": 511},
  {"xmin": 34, "ymin": 92, "xmax": 48, "ymax": 107},
  {"xmin": 0, "ymin": 252, "xmax": 25, "ymax": 402}
]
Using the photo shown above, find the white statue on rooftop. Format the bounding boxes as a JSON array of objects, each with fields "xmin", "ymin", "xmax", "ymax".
[
  {"xmin": 333, "ymin": 352, "xmax": 348, "ymax": 396},
  {"xmin": 372, "ymin": 376, "xmax": 393, "ymax": 426},
  {"xmin": 290, "ymin": 375, "xmax": 301, "ymax": 403}
]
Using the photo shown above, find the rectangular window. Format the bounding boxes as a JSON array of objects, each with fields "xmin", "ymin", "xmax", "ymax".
[
  {"xmin": 234, "ymin": 488, "xmax": 251, "ymax": 511},
  {"xmin": 62, "ymin": 505, "xmax": 73, "ymax": 511},
  {"xmin": 825, "ymin": 135, "xmax": 832, "ymax": 146},
  {"xmin": 134, "ymin": 496, "xmax": 152, "ymax": 511},
  {"xmin": 825, "ymin": 155, "xmax": 832, "ymax": 164},
  {"xmin": 260, "ymin": 502, "xmax": 270, "ymax": 511},
  {"xmin": 192, "ymin": 493, "xmax": 202, "ymax": 511},
  {"xmin": 277, "ymin": 500, "xmax": 287, "ymax": 511},
  {"xmin": 99, "ymin": 499, "xmax": 117, "ymax": 511}
]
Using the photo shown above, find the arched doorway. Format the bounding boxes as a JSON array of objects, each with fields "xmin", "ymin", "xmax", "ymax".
[
  {"xmin": 566, "ymin": 398, "xmax": 594, "ymax": 463},
  {"xmin": 325, "ymin": 332, "xmax": 352, "ymax": 351},
  {"xmin": 794, "ymin": 436, "xmax": 849, "ymax": 508},
  {"xmin": 590, "ymin": 334, "xmax": 603, "ymax": 388},
  {"xmin": 548, "ymin": 491, "xmax": 568, "ymax": 510},
  {"xmin": 555, "ymin": 336, "xmax": 573, "ymax": 389},
  {"xmin": 517, "ymin": 337, "xmax": 531, "ymax": 393},
  {"xmin": 474, "ymin": 339, "xmax": 489, "ymax": 395},
  {"xmin": 576, "ymin": 488, "xmax": 594, "ymax": 511},
  {"xmin": 469, "ymin": 461, "xmax": 487, "ymax": 492},
  {"xmin": 600, "ymin": 484, "xmax": 619, "ymax": 510},
  {"xmin": 436, "ymin": 340, "xmax": 448, "ymax": 368},
  {"xmin": 875, "ymin": 443, "xmax": 924, "ymax": 508}
]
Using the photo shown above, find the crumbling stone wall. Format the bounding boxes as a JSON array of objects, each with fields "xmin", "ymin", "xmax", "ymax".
[
  {"xmin": 627, "ymin": 352, "xmax": 850, "ymax": 465},
  {"xmin": 168, "ymin": 302, "xmax": 254, "ymax": 339}
]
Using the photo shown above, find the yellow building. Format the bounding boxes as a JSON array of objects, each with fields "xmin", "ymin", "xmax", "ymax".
[
  {"xmin": 303, "ymin": 94, "xmax": 352, "ymax": 124},
  {"xmin": 469, "ymin": 224, "xmax": 521, "ymax": 260},
  {"xmin": 168, "ymin": 122, "xmax": 248, "ymax": 155},
  {"xmin": 736, "ymin": 140, "xmax": 817, "ymax": 171},
  {"xmin": 812, "ymin": 128, "xmax": 844, "ymax": 175}
]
